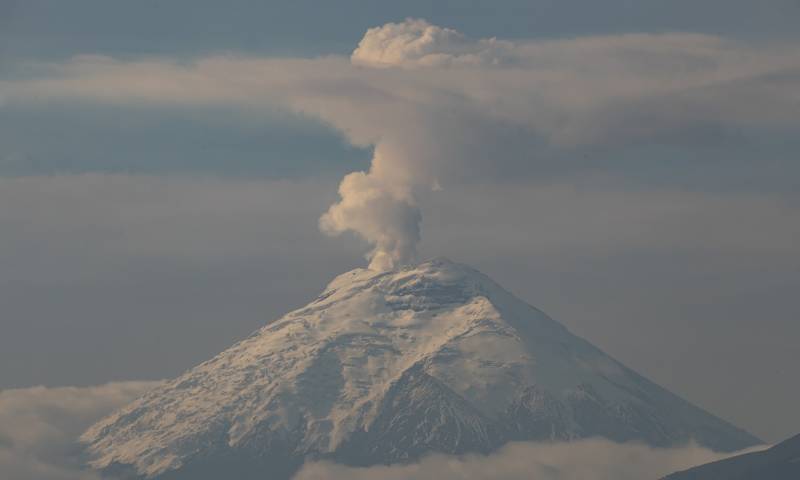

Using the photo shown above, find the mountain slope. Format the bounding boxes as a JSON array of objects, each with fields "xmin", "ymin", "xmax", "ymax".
[
  {"xmin": 664, "ymin": 434, "xmax": 800, "ymax": 480},
  {"xmin": 82, "ymin": 258, "xmax": 759, "ymax": 479}
]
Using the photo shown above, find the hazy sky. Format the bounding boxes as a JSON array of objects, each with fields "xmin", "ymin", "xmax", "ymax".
[{"xmin": 1, "ymin": 0, "xmax": 798, "ymax": 455}]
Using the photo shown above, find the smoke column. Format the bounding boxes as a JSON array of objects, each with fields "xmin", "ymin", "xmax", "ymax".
[
  {"xmin": 318, "ymin": 19, "xmax": 504, "ymax": 270},
  {"xmin": 319, "ymin": 149, "xmax": 421, "ymax": 271},
  {"xmin": 314, "ymin": 18, "xmax": 800, "ymax": 270}
]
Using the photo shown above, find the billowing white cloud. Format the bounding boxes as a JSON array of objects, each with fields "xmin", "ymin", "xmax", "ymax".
[
  {"xmin": 319, "ymin": 168, "xmax": 421, "ymax": 270},
  {"xmin": 351, "ymin": 18, "xmax": 512, "ymax": 68},
  {"xmin": 293, "ymin": 439, "xmax": 765, "ymax": 480},
  {"xmin": 3, "ymin": 19, "xmax": 799, "ymax": 269},
  {"xmin": 0, "ymin": 382, "xmax": 159, "ymax": 480}
]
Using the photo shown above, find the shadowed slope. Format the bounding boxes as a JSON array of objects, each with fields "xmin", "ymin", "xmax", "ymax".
[{"xmin": 664, "ymin": 434, "xmax": 799, "ymax": 480}]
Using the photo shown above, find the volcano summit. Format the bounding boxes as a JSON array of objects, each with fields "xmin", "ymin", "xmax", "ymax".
[{"xmin": 83, "ymin": 259, "xmax": 758, "ymax": 479}]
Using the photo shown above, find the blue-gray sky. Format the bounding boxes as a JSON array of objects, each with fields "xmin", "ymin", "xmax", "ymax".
[
  {"xmin": 2, "ymin": 0, "xmax": 800, "ymax": 63},
  {"xmin": 0, "ymin": 3, "xmax": 798, "ymax": 469}
]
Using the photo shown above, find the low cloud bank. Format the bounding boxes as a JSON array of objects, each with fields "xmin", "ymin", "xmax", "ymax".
[
  {"xmin": 0, "ymin": 379, "xmax": 768, "ymax": 479},
  {"xmin": 295, "ymin": 439, "xmax": 765, "ymax": 480},
  {"xmin": 0, "ymin": 381, "xmax": 159, "ymax": 480}
]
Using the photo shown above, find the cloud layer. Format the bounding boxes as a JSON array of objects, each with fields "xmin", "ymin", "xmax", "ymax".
[
  {"xmin": 0, "ymin": 382, "xmax": 159, "ymax": 480},
  {"xmin": 4, "ymin": 19, "xmax": 799, "ymax": 268},
  {"xmin": 294, "ymin": 439, "xmax": 764, "ymax": 480}
]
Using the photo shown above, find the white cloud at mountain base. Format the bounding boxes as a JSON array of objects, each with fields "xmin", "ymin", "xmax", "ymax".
[
  {"xmin": 0, "ymin": 382, "xmax": 160, "ymax": 480},
  {"xmin": 294, "ymin": 439, "xmax": 765, "ymax": 480},
  {"xmin": 0, "ymin": 381, "xmax": 765, "ymax": 480}
]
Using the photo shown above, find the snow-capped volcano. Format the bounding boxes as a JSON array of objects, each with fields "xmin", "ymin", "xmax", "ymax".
[{"xmin": 83, "ymin": 258, "xmax": 759, "ymax": 479}]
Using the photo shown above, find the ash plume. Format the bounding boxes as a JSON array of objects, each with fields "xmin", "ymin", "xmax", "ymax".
[{"xmin": 8, "ymin": 20, "xmax": 799, "ymax": 270}]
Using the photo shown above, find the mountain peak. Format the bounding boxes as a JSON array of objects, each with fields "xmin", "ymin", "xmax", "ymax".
[
  {"xmin": 82, "ymin": 261, "xmax": 759, "ymax": 479},
  {"xmin": 326, "ymin": 257, "xmax": 481, "ymax": 289}
]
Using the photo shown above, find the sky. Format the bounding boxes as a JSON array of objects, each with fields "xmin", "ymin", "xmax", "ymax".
[{"xmin": 0, "ymin": 1, "xmax": 799, "ymax": 477}]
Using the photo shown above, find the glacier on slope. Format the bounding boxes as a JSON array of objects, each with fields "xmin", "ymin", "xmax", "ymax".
[{"xmin": 82, "ymin": 258, "xmax": 759, "ymax": 479}]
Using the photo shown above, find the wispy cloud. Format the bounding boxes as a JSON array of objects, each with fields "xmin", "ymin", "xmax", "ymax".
[
  {"xmin": 0, "ymin": 380, "xmax": 765, "ymax": 479},
  {"xmin": 294, "ymin": 438, "xmax": 765, "ymax": 480},
  {"xmin": 6, "ymin": 24, "xmax": 799, "ymax": 146},
  {"xmin": 0, "ymin": 379, "xmax": 764, "ymax": 480}
]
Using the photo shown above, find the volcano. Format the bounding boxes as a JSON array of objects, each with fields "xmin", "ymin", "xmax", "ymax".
[{"xmin": 82, "ymin": 258, "xmax": 759, "ymax": 479}]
